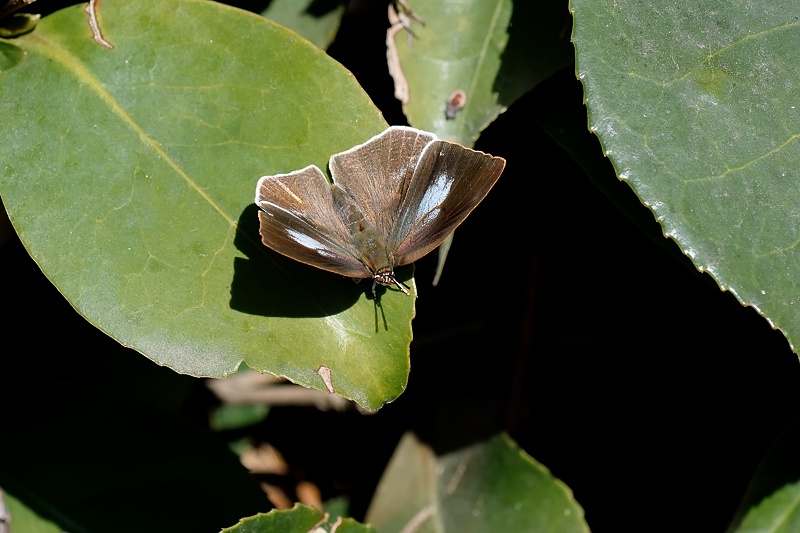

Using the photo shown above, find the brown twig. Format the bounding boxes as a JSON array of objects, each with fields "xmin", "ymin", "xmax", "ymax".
[
  {"xmin": 85, "ymin": 0, "xmax": 113, "ymax": 49},
  {"xmin": 206, "ymin": 371, "xmax": 361, "ymax": 412},
  {"xmin": 386, "ymin": 4, "xmax": 410, "ymax": 104}
]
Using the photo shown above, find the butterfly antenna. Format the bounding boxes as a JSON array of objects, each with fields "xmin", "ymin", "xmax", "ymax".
[
  {"xmin": 372, "ymin": 277, "xmax": 409, "ymax": 296},
  {"xmin": 393, "ymin": 277, "xmax": 411, "ymax": 295}
]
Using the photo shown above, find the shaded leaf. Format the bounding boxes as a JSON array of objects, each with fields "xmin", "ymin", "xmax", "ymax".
[
  {"xmin": 731, "ymin": 481, "xmax": 800, "ymax": 533},
  {"xmin": 366, "ymin": 433, "xmax": 589, "ymax": 532},
  {"xmin": 389, "ymin": 1, "xmax": 571, "ymax": 284},
  {"xmin": 210, "ymin": 402, "xmax": 270, "ymax": 432},
  {"xmin": 0, "ymin": 12, "xmax": 39, "ymax": 38},
  {"xmin": 571, "ymin": 0, "xmax": 800, "ymax": 352},
  {"xmin": 727, "ymin": 411, "xmax": 800, "ymax": 532},
  {"xmin": 260, "ymin": 0, "xmax": 345, "ymax": 50},
  {"xmin": 390, "ymin": 1, "xmax": 573, "ymax": 145},
  {"xmin": 0, "ymin": 0, "xmax": 412, "ymax": 410}
]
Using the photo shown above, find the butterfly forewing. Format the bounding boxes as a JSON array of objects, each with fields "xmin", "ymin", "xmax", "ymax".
[
  {"xmin": 389, "ymin": 140, "xmax": 506, "ymax": 265},
  {"xmin": 329, "ymin": 127, "xmax": 436, "ymax": 240},
  {"xmin": 255, "ymin": 166, "xmax": 372, "ymax": 279}
]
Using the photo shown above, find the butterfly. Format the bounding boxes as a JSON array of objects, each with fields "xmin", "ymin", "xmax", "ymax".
[{"xmin": 254, "ymin": 126, "xmax": 505, "ymax": 296}]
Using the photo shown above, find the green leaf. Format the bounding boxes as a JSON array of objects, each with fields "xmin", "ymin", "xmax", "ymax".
[
  {"xmin": 365, "ymin": 433, "xmax": 589, "ymax": 532},
  {"xmin": 390, "ymin": 1, "xmax": 572, "ymax": 145},
  {"xmin": 222, "ymin": 504, "xmax": 377, "ymax": 533},
  {"xmin": 727, "ymin": 412, "xmax": 800, "ymax": 532},
  {"xmin": 259, "ymin": 0, "xmax": 345, "ymax": 50},
  {"xmin": 3, "ymin": 491, "xmax": 63, "ymax": 533},
  {"xmin": 210, "ymin": 402, "xmax": 270, "ymax": 432},
  {"xmin": 390, "ymin": 1, "xmax": 571, "ymax": 284},
  {"xmin": 571, "ymin": 0, "xmax": 800, "ymax": 352},
  {"xmin": 731, "ymin": 481, "xmax": 800, "ymax": 533},
  {"xmin": 222, "ymin": 503, "xmax": 322, "ymax": 533},
  {"xmin": 0, "ymin": 12, "xmax": 40, "ymax": 38},
  {"xmin": 0, "ymin": 0, "xmax": 412, "ymax": 411},
  {"xmin": 536, "ymin": 86, "xmax": 696, "ymax": 266}
]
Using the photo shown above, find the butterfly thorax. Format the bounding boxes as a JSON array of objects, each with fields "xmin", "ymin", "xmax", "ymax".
[
  {"xmin": 354, "ymin": 228, "xmax": 410, "ymax": 296},
  {"xmin": 351, "ymin": 221, "xmax": 395, "ymax": 277},
  {"xmin": 331, "ymin": 186, "xmax": 410, "ymax": 294}
]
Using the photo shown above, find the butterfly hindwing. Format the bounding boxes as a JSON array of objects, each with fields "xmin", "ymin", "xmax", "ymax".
[
  {"xmin": 389, "ymin": 140, "xmax": 506, "ymax": 266},
  {"xmin": 255, "ymin": 166, "xmax": 371, "ymax": 279}
]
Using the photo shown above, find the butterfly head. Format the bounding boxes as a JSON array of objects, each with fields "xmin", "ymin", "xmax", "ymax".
[{"xmin": 372, "ymin": 267, "xmax": 411, "ymax": 298}]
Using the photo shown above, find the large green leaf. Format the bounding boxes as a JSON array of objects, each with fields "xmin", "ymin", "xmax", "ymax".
[
  {"xmin": 390, "ymin": 1, "xmax": 572, "ymax": 145},
  {"xmin": 365, "ymin": 433, "xmax": 589, "ymax": 532},
  {"xmin": 0, "ymin": 0, "xmax": 413, "ymax": 410},
  {"xmin": 570, "ymin": 0, "xmax": 800, "ymax": 352}
]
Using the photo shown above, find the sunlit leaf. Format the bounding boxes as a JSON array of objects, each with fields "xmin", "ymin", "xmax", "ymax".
[
  {"xmin": 571, "ymin": 0, "xmax": 800, "ymax": 353},
  {"xmin": 222, "ymin": 503, "xmax": 322, "ymax": 533},
  {"xmin": 0, "ymin": 0, "xmax": 412, "ymax": 410}
]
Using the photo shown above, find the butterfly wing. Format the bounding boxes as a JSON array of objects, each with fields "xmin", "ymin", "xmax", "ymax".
[
  {"xmin": 255, "ymin": 165, "xmax": 372, "ymax": 279},
  {"xmin": 389, "ymin": 140, "xmax": 506, "ymax": 265},
  {"xmin": 328, "ymin": 126, "xmax": 437, "ymax": 240}
]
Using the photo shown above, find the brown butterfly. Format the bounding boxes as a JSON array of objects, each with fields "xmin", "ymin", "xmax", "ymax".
[{"xmin": 254, "ymin": 126, "xmax": 505, "ymax": 296}]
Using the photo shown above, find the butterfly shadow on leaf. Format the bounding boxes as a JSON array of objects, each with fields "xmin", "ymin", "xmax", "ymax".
[{"xmin": 230, "ymin": 204, "xmax": 403, "ymax": 318}]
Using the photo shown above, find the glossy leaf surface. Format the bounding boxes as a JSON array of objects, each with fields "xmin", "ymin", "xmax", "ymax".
[
  {"xmin": 0, "ymin": 0, "xmax": 412, "ymax": 410},
  {"xmin": 571, "ymin": 0, "xmax": 800, "ymax": 352}
]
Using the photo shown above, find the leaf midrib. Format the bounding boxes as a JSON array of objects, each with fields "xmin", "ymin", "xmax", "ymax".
[
  {"xmin": 461, "ymin": 0, "xmax": 506, "ymax": 146},
  {"xmin": 26, "ymin": 31, "xmax": 236, "ymax": 227}
]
